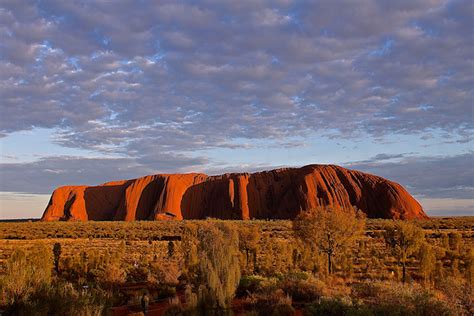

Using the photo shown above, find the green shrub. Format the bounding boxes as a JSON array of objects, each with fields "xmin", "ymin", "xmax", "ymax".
[
  {"xmin": 279, "ymin": 277, "xmax": 324, "ymax": 302},
  {"xmin": 304, "ymin": 297, "xmax": 354, "ymax": 316},
  {"xmin": 236, "ymin": 275, "xmax": 267, "ymax": 297}
]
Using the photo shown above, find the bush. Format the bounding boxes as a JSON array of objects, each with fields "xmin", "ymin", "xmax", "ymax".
[
  {"xmin": 242, "ymin": 289, "xmax": 294, "ymax": 315},
  {"xmin": 1, "ymin": 278, "xmax": 112, "ymax": 315},
  {"xmin": 236, "ymin": 275, "xmax": 267, "ymax": 297},
  {"xmin": 436, "ymin": 276, "xmax": 472, "ymax": 315},
  {"xmin": 351, "ymin": 281, "xmax": 458, "ymax": 315},
  {"xmin": 150, "ymin": 261, "xmax": 180, "ymax": 286},
  {"xmin": 0, "ymin": 244, "xmax": 52, "ymax": 308},
  {"xmin": 279, "ymin": 276, "xmax": 324, "ymax": 302},
  {"xmin": 305, "ymin": 294, "xmax": 454, "ymax": 316},
  {"xmin": 304, "ymin": 297, "xmax": 356, "ymax": 316}
]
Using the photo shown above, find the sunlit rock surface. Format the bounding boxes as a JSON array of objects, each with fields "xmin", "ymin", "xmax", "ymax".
[{"xmin": 41, "ymin": 164, "xmax": 427, "ymax": 221}]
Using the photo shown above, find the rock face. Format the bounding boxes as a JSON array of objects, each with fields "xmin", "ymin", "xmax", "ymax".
[{"xmin": 41, "ymin": 164, "xmax": 427, "ymax": 221}]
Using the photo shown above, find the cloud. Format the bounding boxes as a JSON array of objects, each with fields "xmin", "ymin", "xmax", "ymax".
[
  {"xmin": 351, "ymin": 153, "xmax": 412, "ymax": 164},
  {"xmin": 0, "ymin": 154, "xmax": 208, "ymax": 194},
  {"xmin": 346, "ymin": 152, "xmax": 474, "ymax": 199},
  {"xmin": 418, "ymin": 197, "xmax": 474, "ymax": 216},
  {"xmin": 0, "ymin": 0, "xmax": 472, "ymax": 151}
]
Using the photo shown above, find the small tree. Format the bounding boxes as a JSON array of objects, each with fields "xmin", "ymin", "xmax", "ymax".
[
  {"xmin": 383, "ymin": 221, "xmax": 424, "ymax": 283},
  {"xmin": 293, "ymin": 206, "xmax": 366, "ymax": 275},
  {"xmin": 434, "ymin": 261, "xmax": 445, "ymax": 286},
  {"xmin": 419, "ymin": 243, "xmax": 436, "ymax": 284},
  {"xmin": 195, "ymin": 222, "xmax": 241, "ymax": 309},
  {"xmin": 449, "ymin": 232, "xmax": 462, "ymax": 253},
  {"xmin": 441, "ymin": 232, "xmax": 449, "ymax": 249},
  {"xmin": 238, "ymin": 225, "xmax": 260, "ymax": 272},
  {"xmin": 53, "ymin": 242, "xmax": 62, "ymax": 273}
]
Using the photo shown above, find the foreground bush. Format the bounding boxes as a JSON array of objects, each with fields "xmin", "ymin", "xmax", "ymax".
[
  {"xmin": 242, "ymin": 289, "xmax": 294, "ymax": 315},
  {"xmin": 278, "ymin": 274, "xmax": 325, "ymax": 302},
  {"xmin": 236, "ymin": 275, "xmax": 268, "ymax": 297},
  {"xmin": 347, "ymin": 280, "xmax": 461, "ymax": 315},
  {"xmin": 0, "ymin": 244, "xmax": 114, "ymax": 315},
  {"xmin": 19, "ymin": 281, "xmax": 111, "ymax": 315},
  {"xmin": 305, "ymin": 296, "xmax": 454, "ymax": 316},
  {"xmin": 0, "ymin": 244, "xmax": 52, "ymax": 309}
]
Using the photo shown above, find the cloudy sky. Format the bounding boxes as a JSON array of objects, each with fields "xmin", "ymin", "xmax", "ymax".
[{"xmin": 0, "ymin": 0, "xmax": 472, "ymax": 219}]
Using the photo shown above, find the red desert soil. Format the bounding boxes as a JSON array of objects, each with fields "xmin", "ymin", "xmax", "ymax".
[{"xmin": 41, "ymin": 164, "xmax": 427, "ymax": 221}]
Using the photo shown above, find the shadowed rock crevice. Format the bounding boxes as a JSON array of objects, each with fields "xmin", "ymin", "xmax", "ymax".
[{"xmin": 41, "ymin": 164, "xmax": 428, "ymax": 221}]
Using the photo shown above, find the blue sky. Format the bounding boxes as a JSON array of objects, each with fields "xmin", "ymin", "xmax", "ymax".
[{"xmin": 0, "ymin": 0, "xmax": 473, "ymax": 219}]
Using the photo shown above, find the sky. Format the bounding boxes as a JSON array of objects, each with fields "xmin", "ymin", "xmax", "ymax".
[{"xmin": 0, "ymin": 0, "xmax": 473, "ymax": 219}]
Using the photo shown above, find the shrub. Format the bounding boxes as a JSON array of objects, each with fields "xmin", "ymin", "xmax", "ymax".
[
  {"xmin": 53, "ymin": 242, "xmax": 61, "ymax": 273},
  {"xmin": 448, "ymin": 232, "xmax": 462, "ymax": 253},
  {"xmin": 168, "ymin": 241, "xmax": 175, "ymax": 258},
  {"xmin": 242, "ymin": 289, "xmax": 294, "ymax": 315},
  {"xmin": 279, "ymin": 276, "xmax": 325, "ymax": 302},
  {"xmin": 305, "ymin": 293, "xmax": 454, "ymax": 316},
  {"xmin": 351, "ymin": 281, "xmax": 458, "ymax": 315},
  {"xmin": 126, "ymin": 265, "xmax": 149, "ymax": 283},
  {"xmin": 236, "ymin": 275, "xmax": 268, "ymax": 297},
  {"xmin": 466, "ymin": 248, "xmax": 474, "ymax": 286},
  {"xmin": 101, "ymin": 261, "xmax": 126, "ymax": 287},
  {"xmin": 34, "ymin": 281, "xmax": 112, "ymax": 315},
  {"xmin": 0, "ymin": 244, "xmax": 52, "ymax": 308},
  {"xmin": 437, "ymin": 276, "xmax": 472, "ymax": 315},
  {"xmin": 150, "ymin": 261, "xmax": 180, "ymax": 286},
  {"xmin": 304, "ymin": 297, "xmax": 357, "ymax": 316}
]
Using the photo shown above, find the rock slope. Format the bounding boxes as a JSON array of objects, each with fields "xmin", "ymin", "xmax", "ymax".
[{"xmin": 41, "ymin": 164, "xmax": 427, "ymax": 221}]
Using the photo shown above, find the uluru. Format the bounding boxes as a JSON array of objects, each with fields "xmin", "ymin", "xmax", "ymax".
[{"xmin": 41, "ymin": 164, "xmax": 427, "ymax": 221}]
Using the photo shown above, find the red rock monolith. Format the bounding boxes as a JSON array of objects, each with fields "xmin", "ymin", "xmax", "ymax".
[{"xmin": 41, "ymin": 164, "xmax": 427, "ymax": 221}]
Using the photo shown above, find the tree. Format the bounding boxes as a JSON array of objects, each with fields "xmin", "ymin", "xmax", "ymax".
[
  {"xmin": 419, "ymin": 243, "xmax": 436, "ymax": 284},
  {"xmin": 53, "ymin": 242, "xmax": 62, "ymax": 273},
  {"xmin": 238, "ymin": 225, "xmax": 260, "ymax": 272},
  {"xmin": 195, "ymin": 222, "xmax": 241, "ymax": 308},
  {"xmin": 167, "ymin": 241, "xmax": 175, "ymax": 258},
  {"xmin": 180, "ymin": 223, "xmax": 199, "ymax": 284},
  {"xmin": 383, "ymin": 221, "xmax": 425, "ymax": 283},
  {"xmin": 293, "ymin": 206, "xmax": 366, "ymax": 275},
  {"xmin": 449, "ymin": 232, "xmax": 461, "ymax": 253},
  {"xmin": 441, "ymin": 232, "xmax": 449, "ymax": 249}
]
